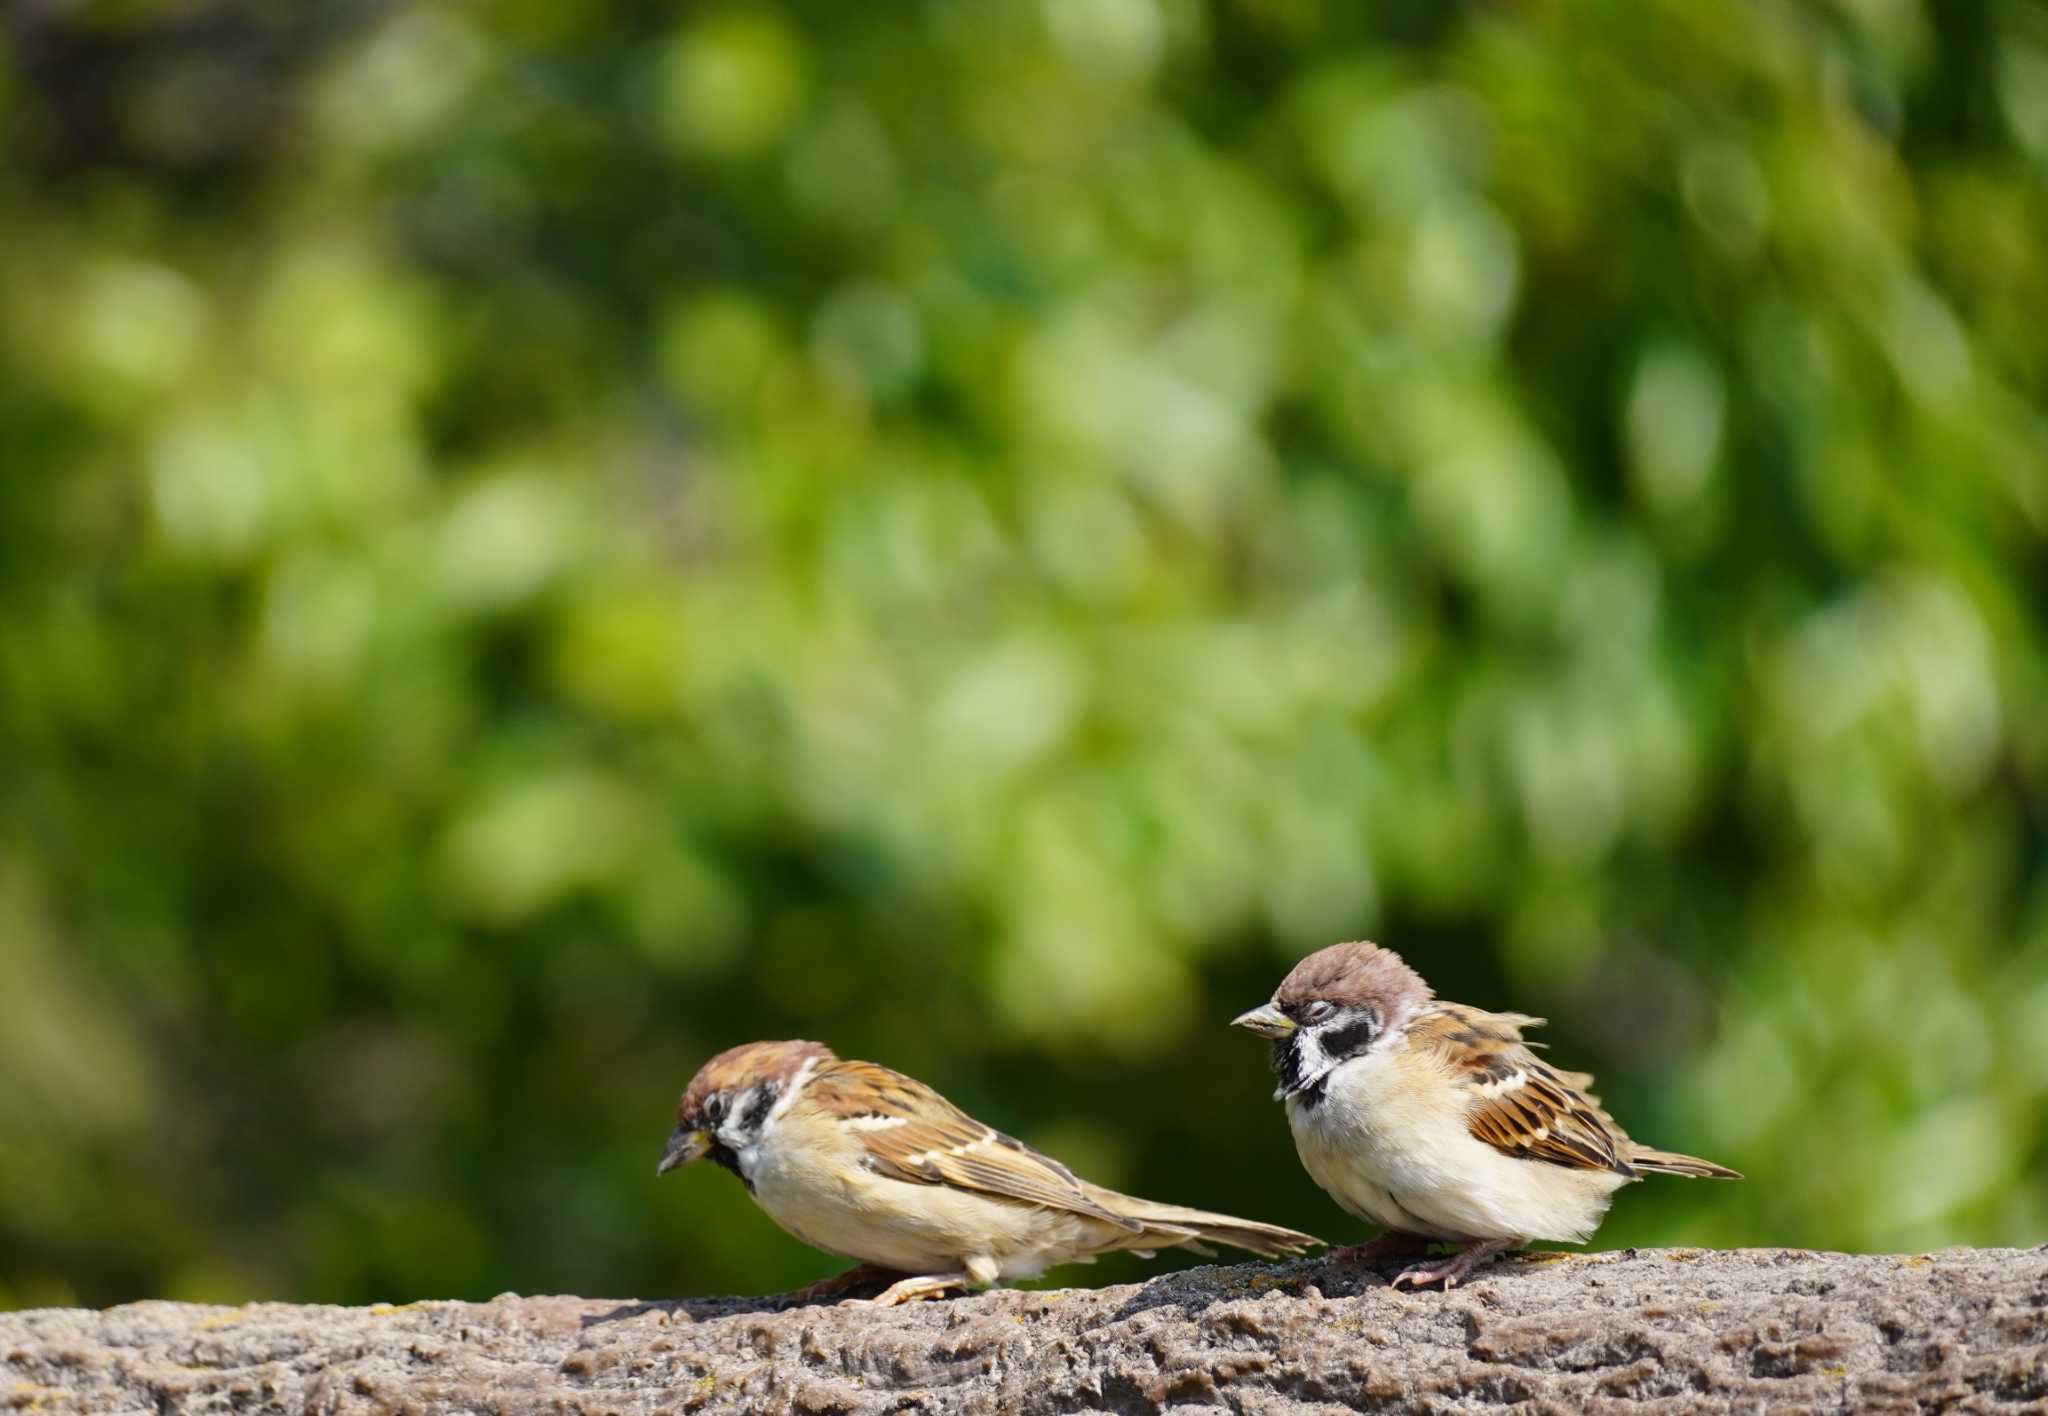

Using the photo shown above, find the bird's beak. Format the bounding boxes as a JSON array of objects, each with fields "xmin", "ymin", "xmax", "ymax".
[
  {"xmin": 657, "ymin": 1125, "xmax": 710, "ymax": 1176},
  {"xmin": 1231, "ymin": 1003, "xmax": 1296, "ymax": 1039}
]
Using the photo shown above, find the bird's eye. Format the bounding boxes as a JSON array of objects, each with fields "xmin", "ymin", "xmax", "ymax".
[{"xmin": 1304, "ymin": 1001, "xmax": 1336, "ymax": 1024}]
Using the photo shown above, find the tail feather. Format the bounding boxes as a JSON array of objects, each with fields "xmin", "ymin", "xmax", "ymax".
[
  {"xmin": 1102, "ymin": 1194, "xmax": 1324, "ymax": 1259},
  {"xmin": 1629, "ymin": 1146, "xmax": 1742, "ymax": 1180}
]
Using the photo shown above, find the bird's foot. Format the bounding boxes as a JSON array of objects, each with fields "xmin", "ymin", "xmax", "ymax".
[
  {"xmin": 842, "ymin": 1272, "xmax": 972, "ymax": 1308},
  {"xmin": 781, "ymin": 1264, "xmax": 902, "ymax": 1306},
  {"xmin": 1391, "ymin": 1237, "xmax": 1520, "ymax": 1290},
  {"xmin": 1329, "ymin": 1231, "xmax": 1432, "ymax": 1266}
]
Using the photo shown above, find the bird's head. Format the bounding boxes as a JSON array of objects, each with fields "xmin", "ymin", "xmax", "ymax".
[
  {"xmin": 658, "ymin": 1039, "xmax": 834, "ymax": 1180},
  {"xmin": 1232, "ymin": 942, "xmax": 1431, "ymax": 1101}
]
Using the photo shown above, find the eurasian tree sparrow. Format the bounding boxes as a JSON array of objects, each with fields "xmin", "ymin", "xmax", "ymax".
[
  {"xmin": 1233, "ymin": 942, "xmax": 1739, "ymax": 1290},
  {"xmin": 659, "ymin": 1040, "xmax": 1322, "ymax": 1305}
]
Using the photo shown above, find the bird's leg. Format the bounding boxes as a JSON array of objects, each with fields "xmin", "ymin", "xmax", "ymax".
[
  {"xmin": 781, "ymin": 1264, "xmax": 904, "ymax": 1306},
  {"xmin": 1329, "ymin": 1230, "xmax": 1432, "ymax": 1266},
  {"xmin": 845, "ymin": 1272, "xmax": 972, "ymax": 1307},
  {"xmin": 1392, "ymin": 1237, "xmax": 1520, "ymax": 1290}
]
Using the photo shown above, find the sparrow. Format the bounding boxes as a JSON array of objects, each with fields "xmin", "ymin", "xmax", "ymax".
[
  {"xmin": 1232, "ymin": 941, "xmax": 1739, "ymax": 1290},
  {"xmin": 658, "ymin": 1040, "xmax": 1323, "ymax": 1305}
]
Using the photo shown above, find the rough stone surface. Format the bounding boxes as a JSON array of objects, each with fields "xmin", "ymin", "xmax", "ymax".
[{"xmin": 4, "ymin": 1248, "xmax": 2045, "ymax": 1413}]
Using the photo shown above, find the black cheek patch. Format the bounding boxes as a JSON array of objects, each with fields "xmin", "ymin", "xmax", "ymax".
[
  {"xmin": 738, "ymin": 1083, "xmax": 778, "ymax": 1135},
  {"xmin": 1273, "ymin": 1035, "xmax": 1326, "ymax": 1106},
  {"xmin": 1321, "ymin": 1015, "xmax": 1379, "ymax": 1060}
]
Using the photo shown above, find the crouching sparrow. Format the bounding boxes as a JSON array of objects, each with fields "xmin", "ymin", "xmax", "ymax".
[
  {"xmin": 659, "ymin": 1040, "xmax": 1322, "ymax": 1305},
  {"xmin": 1233, "ymin": 942, "xmax": 1738, "ymax": 1290}
]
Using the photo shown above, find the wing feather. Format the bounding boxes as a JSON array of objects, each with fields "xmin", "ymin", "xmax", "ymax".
[
  {"xmin": 802, "ymin": 1060, "xmax": 1145, "ymax": 1230},
  {"xmin": 1410, "ymin": 1006, "xmax": 1635, "ymax": 1177}
]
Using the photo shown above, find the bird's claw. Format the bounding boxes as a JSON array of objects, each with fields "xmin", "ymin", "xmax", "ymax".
[
  {"xmin": 842, "ymin": 1273, "xmax": 971, "ymax": 1307},
  {"xmin": 1389, "ymin": 1238, "xmax": 1519, "ymax": 1290}
]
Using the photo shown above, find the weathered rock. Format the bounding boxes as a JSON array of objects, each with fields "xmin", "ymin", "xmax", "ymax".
[{"xmin": 5, "ymin": 1248, "xmax": 2045, "ymax": 1413}]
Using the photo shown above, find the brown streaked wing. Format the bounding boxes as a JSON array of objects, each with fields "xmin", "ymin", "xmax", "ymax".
[
  {"xmin": 804, "ymin": 1060, "xmax": 1144, "ymax": 1231},
  {"xmin": 1409, "ymin": 1006, "xmax": 1635, "ymax": 1177}
]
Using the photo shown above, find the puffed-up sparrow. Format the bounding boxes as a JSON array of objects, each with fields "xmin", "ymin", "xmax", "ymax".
[
  {"xmin": 1233, "ymin": 942, "xmax": 1738, "ymax": 1289},
  {"xmin": 659, "ymin": 1040, "xmax": 1323, "ymax": 1305}
]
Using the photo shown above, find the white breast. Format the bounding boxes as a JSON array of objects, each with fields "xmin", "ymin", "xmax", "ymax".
[{"xmin": 1286, "ymin": 1040, "xmax": 1628, "ymax": 1245}]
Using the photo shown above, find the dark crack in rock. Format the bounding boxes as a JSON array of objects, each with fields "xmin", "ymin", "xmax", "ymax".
[{"xmin": 4, "ymin": 1248, "xmax": 2045, "ymax": 1413}]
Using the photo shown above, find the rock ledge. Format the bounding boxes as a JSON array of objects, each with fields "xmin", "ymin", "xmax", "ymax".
[{"xmin": 5, "ymin": 1248, "xmax": 2045, "ymax": 1413}]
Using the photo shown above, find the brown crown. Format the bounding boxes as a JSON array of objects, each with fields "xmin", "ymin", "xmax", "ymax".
[
  {"xmin": 676, "ymin": 1039, "xmax": 835, "ymax": 1123},
  {"xmin": 1273, "ymin": 941, "xmax": 1432, "ymax": 1013}
]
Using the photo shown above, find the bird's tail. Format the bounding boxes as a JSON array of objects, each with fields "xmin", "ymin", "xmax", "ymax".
[
  {"xmin": 1094, "ymin": 1192, "xmax": 1323, "ymax": 1259},
  {"xmin": 1628, "ymin": 1146, "xmax": 1742, "ymax": 1180}
]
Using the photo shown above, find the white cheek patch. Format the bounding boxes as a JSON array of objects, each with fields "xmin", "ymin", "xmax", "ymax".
[
  {"xmin": 1274, "ymin": 1031, "xmax": 1335, "ymax": 1101},
  {"xmin": 717, "ymin": 1085, "xmax": 770, "ymax": 1150},
  {"xmin": 725, "ymin": 1056, "xmax": 823, "ymax": 1172},
  {"xmin": 729, "ymin": 1057, "xmax": 824, "ymax": 1186}
]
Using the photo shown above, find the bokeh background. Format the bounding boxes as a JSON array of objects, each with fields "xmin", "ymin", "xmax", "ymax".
[{"xmin": 3, "ymin": 0, "xmax": 2046, "ymax": 1312}]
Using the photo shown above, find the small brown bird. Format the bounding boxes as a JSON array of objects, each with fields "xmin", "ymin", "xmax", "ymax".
[
  {"xmin": 1233, "ymin": 942, "xmax": 1739, "ymax": 1290},
  {"xmin": 658, "ymin": 1040, "xmax": 1323, "ymax": 1305}
]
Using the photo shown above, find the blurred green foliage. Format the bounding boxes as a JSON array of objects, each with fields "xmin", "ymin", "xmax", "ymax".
[{"xmin": 2, "ymin": 0, "xmax": 2045, "ymax": 1311}]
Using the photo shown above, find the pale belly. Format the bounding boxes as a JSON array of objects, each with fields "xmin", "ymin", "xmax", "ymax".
[
  {"xmin": 1286, "ymin": 1049, "xmax": 1628, "ymax": 1245},
  {"xmin": 740, "ymin": 1133, "xmax": 1110, "ymax": 1281}
]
